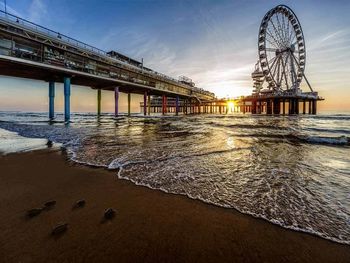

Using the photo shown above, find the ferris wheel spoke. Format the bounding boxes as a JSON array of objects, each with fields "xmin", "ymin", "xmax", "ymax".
[
  {"xmin": 289, "ymin": 52, "xmax": 298, "ymax": 87},
  {"xmin": 281, "ymin": 14, "xmax": 288, "ymax": 46},
  {"xmin": 268, "ymin": 55, "xmax": 278, "ymax": 65},
  {"xmin": 271, "ymin": 55, "xmax": 280, "ymax": 82},
  {"xmin": 266, "ymin": 31, "xmax": 281, "ymax": 49},
  {"xmin": 281, "ymin": 54, "xmax": 289, "ymax": 89},
  {"xmin": 286, "ymin": 20, "xmax": 291, "ymax": 46},
  {"xmin": 276, "ymin": 14, "xmax": 287, "ymax": 46},
  {"xmin": 265, "ymin": 48, "xmax": 277, "ymax": 52},
  {"xmin": 291, "ymin": 35, "xmax": 297, "ymax": 45},
  {"xmin": 270, "ymin": 19, "xmax": 285, "ymax": 47},
  {"xmin": 266, "ymin": 28, "xmax": 283, "ymax": 48},
  {"xmin": 288, "ymin": 29, "xmax": 295, "ymax": 45},
  {"xmin": 277, "ymin": 56, "xmax": 282, "ymax": 87}
]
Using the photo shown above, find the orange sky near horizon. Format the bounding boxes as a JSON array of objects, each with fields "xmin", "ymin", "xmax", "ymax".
[{"xmin": 0, "ymin": 76, "xmax": 348, "ymax": 114}]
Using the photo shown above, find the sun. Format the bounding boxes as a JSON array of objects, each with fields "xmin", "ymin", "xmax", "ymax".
[{"xmin": 227, "ymin": 101, "xmax": 235, "ymax": 112}]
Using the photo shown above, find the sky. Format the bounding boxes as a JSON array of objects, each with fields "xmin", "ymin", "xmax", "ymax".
[{"xmin": 0, "ymin": 0, "xmax": 349, "ymax": 112}]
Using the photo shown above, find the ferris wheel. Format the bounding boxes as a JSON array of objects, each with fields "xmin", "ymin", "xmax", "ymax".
[{"xmin": 253, "ymin": 5, "xmax": 313, "ymax": 94}]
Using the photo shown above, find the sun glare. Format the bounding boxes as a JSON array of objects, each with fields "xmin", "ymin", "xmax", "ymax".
[{"xmin": 227, "ymin": 101, "xmax": 235, "ymax": 113}]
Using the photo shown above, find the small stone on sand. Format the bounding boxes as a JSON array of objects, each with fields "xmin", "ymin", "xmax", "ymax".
[
  {"xmin": 74, "ymin": 199, "xmax": 86, "ymax": 208},
  {"xmin": 51, "ymin": 223, "xmax": 68, "ymax": 236},
  {"xmin": 104, "ymin": 208, "xmax": 116, "ymax": 220},
  {"xmin": 44, "ymin": 200, "xmax": 56, "ymax": 208},
  {"xmin": 26, "ymin": 208, "xmax": 43, "ymax": 218}
]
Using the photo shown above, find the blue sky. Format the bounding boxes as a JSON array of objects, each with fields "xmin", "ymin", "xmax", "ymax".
[{"xmin": 0, "ymin": 0, "xmax": 350, "ymax": 112}]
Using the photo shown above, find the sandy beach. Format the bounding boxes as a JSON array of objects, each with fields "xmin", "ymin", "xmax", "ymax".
[{"xmin": 0, "ymin": 149, "xmax": 349, "ymax": 263}]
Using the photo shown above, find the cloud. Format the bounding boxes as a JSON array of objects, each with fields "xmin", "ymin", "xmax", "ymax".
[{"xmin": 28, "ymin": 0, "xmax": 47, "ymax": 23}]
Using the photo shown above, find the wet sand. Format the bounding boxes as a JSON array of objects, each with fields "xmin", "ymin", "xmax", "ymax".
[{"xmin": 0, "ymin": 149, "xmax": 349, "ymax": 263}]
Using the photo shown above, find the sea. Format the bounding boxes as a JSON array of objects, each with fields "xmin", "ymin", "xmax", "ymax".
[{"xmin": 0, "ymin": 111, "xmax": 349, "ymax": 245}]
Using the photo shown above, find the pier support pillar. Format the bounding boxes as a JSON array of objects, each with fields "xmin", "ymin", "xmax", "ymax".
[
  {"xmin": 97, "ymin": 89, "xmax": 101, "ymax": 116},
  {"xmin": 252, "ymin": 100, "xmax": 257, "ymax": 114},
  {"xmin": 295, "ymin": 99, "xmax": 299, "ymax": 114},
  {"xmin": 273, "ymin": 98, "xmax": 280, "ymax": 114},
  {"xmin": 64, "ymin": 77, "xmax": 71, "ymax": 122},
  {"xmin": 147, "ymin": 94, "xmax": 151, "ymax": 115},
  {"xmin": 308, "ymin": 100, "xmax": 312, "ymax": 114},
  {"xmin": 175, "ymin": 96, "xmax": 179, "ymax": 116},
  {"xmin": 49, "ymin": 81, "xmax": 55, "ymax": 120},
  {"xmin": 114, "ymin": 87, "xmax": 119, "ymax": 117},
  {"xmin": 127, "ymin": 93, "xmax": 131, "ymax": 116},
  {"xmin": 289, "ymin": 99, "xmax": 294, "ymax": 114},
  {"xmin": 143, "ymin": 91, "xmax": 147, "ymax": 116},
  {"xmin": 303, "ymin": 100, "xmax": 306, "ymax": 114},
  {"xmin": 266, "ymin": 99, "xmax": 272, "ymax": 114},
  {"xmin": 282, "ymin": 100, "xmax": 285, "ymax": 115},
  {"xmin": 162, "ymin": 95, "xmax": 166, "ymax": 115},
  {"xmin": 312, "ymin": 100, "xmax": 317, "ymax": 115}
]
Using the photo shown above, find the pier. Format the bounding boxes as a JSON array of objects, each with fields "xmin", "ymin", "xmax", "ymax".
[{"xmin": 0, "ymin": 10, "xmax": 214, "ymax": 121}]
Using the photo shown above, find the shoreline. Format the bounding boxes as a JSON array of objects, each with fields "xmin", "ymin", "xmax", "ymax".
[{"xmin": 0, "ymin": 149, "xmax": 349, "ymax": 262}]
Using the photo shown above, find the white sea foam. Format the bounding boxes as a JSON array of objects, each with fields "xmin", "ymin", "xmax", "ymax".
[{"xmin": 0, "ymin": 128, "xmax": 49, "ymax": 154}]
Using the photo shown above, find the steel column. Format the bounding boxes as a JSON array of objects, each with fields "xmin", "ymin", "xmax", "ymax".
[
  {"xmin": 114, "ymin": 87, "xmax": 119, "ymax": 117},
  {"xmin": 127, "ymin": 93, "xmax": 131, "ymax": 116},
  {"xmin": 175, "ymin": 96, "xmax": 179, "ymax": 116},
  {"xmin": 289, "ymin": 99, "xmax": 293, "ymax": 114},
  {"xmin": 48, "ymin": 81, "xmax": 55, "ymax": 120},
  {"xmin": 273, "ymin": 98, "xmax": 280, "ymax": 114},
  {"xmin": 295, "ymin": 99, "xmax": 299, "ymax": 114},
  {"xmin": 162, "ymin": 95, "xmax": 166, "ymax": 115},
  {"xmin": 147, "ymin": 94, "xmax": 151, "ymax": 115},
  {"xmin": 308, "ymin": 100, "xmax": 312, "ymax": 114},
  {"xmin": 97, "ymin": 89, "xmax": 101, "ymax": 116},
  {"xmin": 143, "ymin": 91, "xmax": 147, "ymax": 116},
  {"xmin": 252, "ymin": 100, "xmax": 257, "ymax": 114},
  {"xmin": 266, "ymin": 99, "xmax": 272, "ymax": 114},
  {"xmin": 64, "ymin": 77, "xmax": 71, "ymax": 122},
  {"xmin": 312, "ymin": 100, "xmax": 317, "ymax": 115}
]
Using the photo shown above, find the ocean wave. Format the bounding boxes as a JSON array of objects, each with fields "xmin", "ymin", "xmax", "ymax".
[
  {"xmin": 297, "ymin": 135, "xmax": 350, "ymax": 146},
  {"xmin": 305, "ymin": 127, "xmax": 350, "ymax": 134}
]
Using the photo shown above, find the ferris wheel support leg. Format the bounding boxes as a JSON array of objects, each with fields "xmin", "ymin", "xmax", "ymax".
[{"xmin": 291, "ymin": 53, "xmax": 313, "ymax": 93}]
